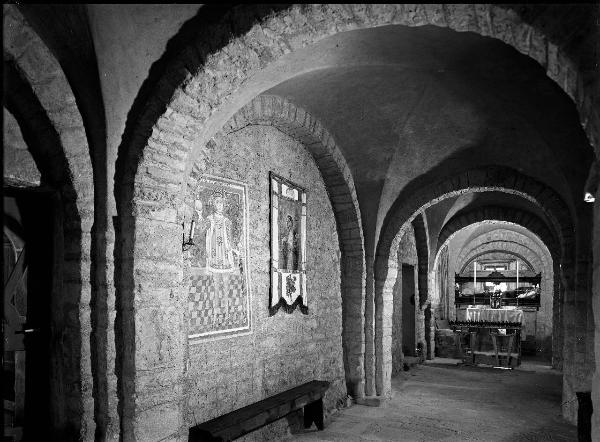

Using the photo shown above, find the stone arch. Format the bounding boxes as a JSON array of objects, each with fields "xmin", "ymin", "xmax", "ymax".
[
  {"xmin": 4, "ymin": 4, "xmax": 96, "ymax": 439},
  {"xmin": 460, "ymin": 248, "xmax": 537, "ymax": 273},
  {"xmin": 220, "ymin": 94, "xmax": 366, "ymax": 396},
  {"xmin": 437, "ymin": 208, "xmax": 558, "ymax": 259},
  {"xmin": 377, "ymin": 166, "xmax": 573, "ymax": 274},
  {"xmin": 115, "ymin": 4, "xmax": 598, "ymax": 209},
  {"xmin": 456, "ymin": 230, "xmax": 552, "ymax": 274},
  {"xmin": 373, "ymin": 167, "xmax": 574, "ymax": 398}
]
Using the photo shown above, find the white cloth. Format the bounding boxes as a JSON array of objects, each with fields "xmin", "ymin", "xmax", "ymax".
[
  {"xmin": 205, "ymin": 213, "xmax": 236, "ymax": 273},
  {"xmin": 466, "ymin": 308, "xmax": 523, "ymax": 324}
]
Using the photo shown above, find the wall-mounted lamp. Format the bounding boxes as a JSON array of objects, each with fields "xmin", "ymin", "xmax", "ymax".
[
  {"xmin": 584, "ymin": 161, "xmax": 598, "ymax": 203},
  {"xmin": 182, "ymin": 219, "xmax": 196, "ymax": 251},
  {"xmin": 584, "ymin": 192, "xmax": 595, "ymax": 203}
]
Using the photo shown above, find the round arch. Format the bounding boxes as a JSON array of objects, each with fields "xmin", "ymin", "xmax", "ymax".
[
  {"xmin": 4, "ymin": 4, "xmax": 96, "ymax": 439},
  {"xmin": 219, "ymin": 95, "xmax": 366, "ymax": 395},
  {"xmin": 461, "ymin": 249, "xmax": 537, "ymax": 273},
  {"xmin": 455, "ymin": 229, "xmax": 552, "ymax": 274},
  {"xmin": 373, "ymin": 167, "xmax": 573, "ymax": 397},
  {"xmin": 437, "ymin": 207, "xmax": 559, "ymax": 259},
  {"xmin": 115, "ymin": 4, "xmax": 597, "ymax": 208}
]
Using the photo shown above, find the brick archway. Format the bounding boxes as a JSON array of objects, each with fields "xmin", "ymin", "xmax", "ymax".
[
  {"xmin": 373, "ymin": 166, "xmax": 573, "ymax": 397},
  {"xmin": 455, "ymin": 230, "xmax": 552, "ymax": 274},
  {"xmin": 438, "ymin": 207, "xmax": 559, "ymax": 258},
  {"xmin": 4, "ymin": 4, "xmax": 96, "ymax": 439},
  {"xmin": 460, "ymin": 248, "xmax": 538, "ymax": 273},
  {"xmin": 219, "ymin": 95, "xmax": 366, "ymax": 396},
  {"xmin": 378, "ymin": 167, "xmax": 573, "ymax": 268},
  {"xmin": 115, "ymin": 5, "xmax": 598, "ymax": 205}
]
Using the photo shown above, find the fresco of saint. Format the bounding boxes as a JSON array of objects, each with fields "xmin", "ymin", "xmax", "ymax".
[
  {"xmin": 191, "ymin": 191, "xmax": 241, "ymax": 274},
  {"xmin": 280, "ymin": 214, "xmax": 298, "ymax": 270},
  {"xmin": 205, "ymin": 194, "xmax": 240, "ymax": 273}
]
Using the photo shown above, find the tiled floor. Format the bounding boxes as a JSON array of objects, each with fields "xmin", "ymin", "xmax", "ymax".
[{"xmin": 293, "ymin": 362, "xmax": 576, "ymax": 441}]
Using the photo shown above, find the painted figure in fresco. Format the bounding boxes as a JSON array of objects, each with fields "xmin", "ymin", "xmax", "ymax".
[
  {"xmin": 191, "ymin": 191, "xmax": 240, "ymax": 274},
  {"xmin": 281, "ymin": 214, "xmax": 298, "ymax": 270},
  {"xmin": 205, "ymin": 193, "xmax": 240, "ymax": 273},
  {"xmin": 189, "ymin": 198, "xmax": 208, "ymax": 267}
]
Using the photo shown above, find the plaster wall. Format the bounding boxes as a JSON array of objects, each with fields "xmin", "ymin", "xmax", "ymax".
[
  {"xmin": 182, "ymin": 125, "xmax": 346, "ymax": 439},
  {"xmin": 86, "ymin": 4, "xmax": 201, "ymax": 216}
]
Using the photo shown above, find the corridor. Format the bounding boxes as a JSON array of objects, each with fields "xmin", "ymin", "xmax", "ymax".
[
  {"xmin": 3, "ymin": 5, "xmax": 598, "ymax": 440},
  {"xmin": 296, "ymin": 363, "xmax": 576, "ymax": 442}
]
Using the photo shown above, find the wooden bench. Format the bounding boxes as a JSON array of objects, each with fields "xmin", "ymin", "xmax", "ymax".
[{"xmin": 189, "ymin": 380, "xmax": 330, "ymax": 441}]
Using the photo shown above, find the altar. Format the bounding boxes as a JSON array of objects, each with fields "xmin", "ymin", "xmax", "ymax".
[
  {"xmin": 451, "ymin": 307, "xmax": 523, "ymax": 368},
  {"xmin": 466, "ymin": 307, "xmax": 523, "ymax": 324},
  {"xmin": 450, "ymin": 262, "xmax": 541, "ymax": 366}
]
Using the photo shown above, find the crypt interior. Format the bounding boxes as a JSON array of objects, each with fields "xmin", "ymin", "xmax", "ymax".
[{"xmin": 2, "ymin": 4, "xmax": 600, "ymax": 441}]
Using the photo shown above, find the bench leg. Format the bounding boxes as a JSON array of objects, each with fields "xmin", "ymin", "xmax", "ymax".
[{"xmin": 304, "ymin": 399, "xmax": 324, "ymax": 430}]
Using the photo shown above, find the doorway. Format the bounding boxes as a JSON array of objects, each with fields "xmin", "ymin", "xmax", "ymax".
[
  {"xmin": 3, "ymin": 188, "xmax": 60, "ymax": 441},
  {"xmin": 402, "ymin": 264, "xmax": 416, "ymax": 357}
]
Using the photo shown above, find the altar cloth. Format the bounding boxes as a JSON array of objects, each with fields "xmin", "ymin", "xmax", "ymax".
[{"xmin": 466, "ymin": 308, "xmax": 523, "ymax": 324}]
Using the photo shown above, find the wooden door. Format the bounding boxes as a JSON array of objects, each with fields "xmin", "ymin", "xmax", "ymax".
[{"xmin": 3, "ymin": 236, "xmax": 27, "ymax": 441}]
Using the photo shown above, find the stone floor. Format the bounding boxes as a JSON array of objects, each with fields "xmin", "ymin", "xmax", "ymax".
[{"xmin": 294, "ymin": 361, "xmax": 576, "ymax": 441}]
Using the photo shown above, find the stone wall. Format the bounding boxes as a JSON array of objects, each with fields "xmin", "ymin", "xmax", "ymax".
[
  {"xmin": 182, "ymin": 124, "xmax": 346, "ymax": 439},
  {"xmin": 3, "ymin": 108, "xmax": 40, "ymax": 186}
]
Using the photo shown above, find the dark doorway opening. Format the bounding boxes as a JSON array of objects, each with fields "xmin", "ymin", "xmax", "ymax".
[
  {"xmin": 402, "ymin": 264, "xmax": 416, "ymax": 357},
  {"xmin": 3, "ymin": 187, "xmax": 61, "ymax": 442}
]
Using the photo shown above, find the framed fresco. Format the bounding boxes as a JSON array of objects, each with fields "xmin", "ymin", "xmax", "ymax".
[
  {"xmin": 184, "ymin": 175, "xmax": 251, "ymax": 340},
  {"xmin": 269, "ymin": 172, "xmax": 308, "ymax": 314}
]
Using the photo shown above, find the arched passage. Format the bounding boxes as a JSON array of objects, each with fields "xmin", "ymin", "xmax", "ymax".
[
  {"xmin": 4, "ymin": 4, "xmax": 97, "ymax": 439},
  {"xmin": 373, "ymin": 167, "xmax": 574, "ymax": 396},
  {"xmin": 451, "ymin": 229, "xmax": 557, "ymax": 363},
  {"xmin": 437, "ymin": 206, "xmax": 559, "ymax": 256},
  {"xmin": 461, "ymin": 249, "xmax": 536, "ymax": 273},
  {"xmin": 456, "ymin": 230, "xmax": 551, "ymax": 273}
]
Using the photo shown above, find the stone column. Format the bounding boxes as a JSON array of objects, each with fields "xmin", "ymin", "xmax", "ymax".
[
  {"xmin": 364, "ymin": 255, "xmax": 376, "ymax": 397},
  {"xmin": 342, "ymin": 253, "xmax": 366, "ymax": 399},
  {"xmin": 375, "ymin": 257, "xmax": 397, "ymax": 397}
]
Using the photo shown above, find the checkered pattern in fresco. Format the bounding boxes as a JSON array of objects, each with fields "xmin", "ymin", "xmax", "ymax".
[{"xmin": 188, "ymin": 273, "xmax": 249, "ymax": 335}]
